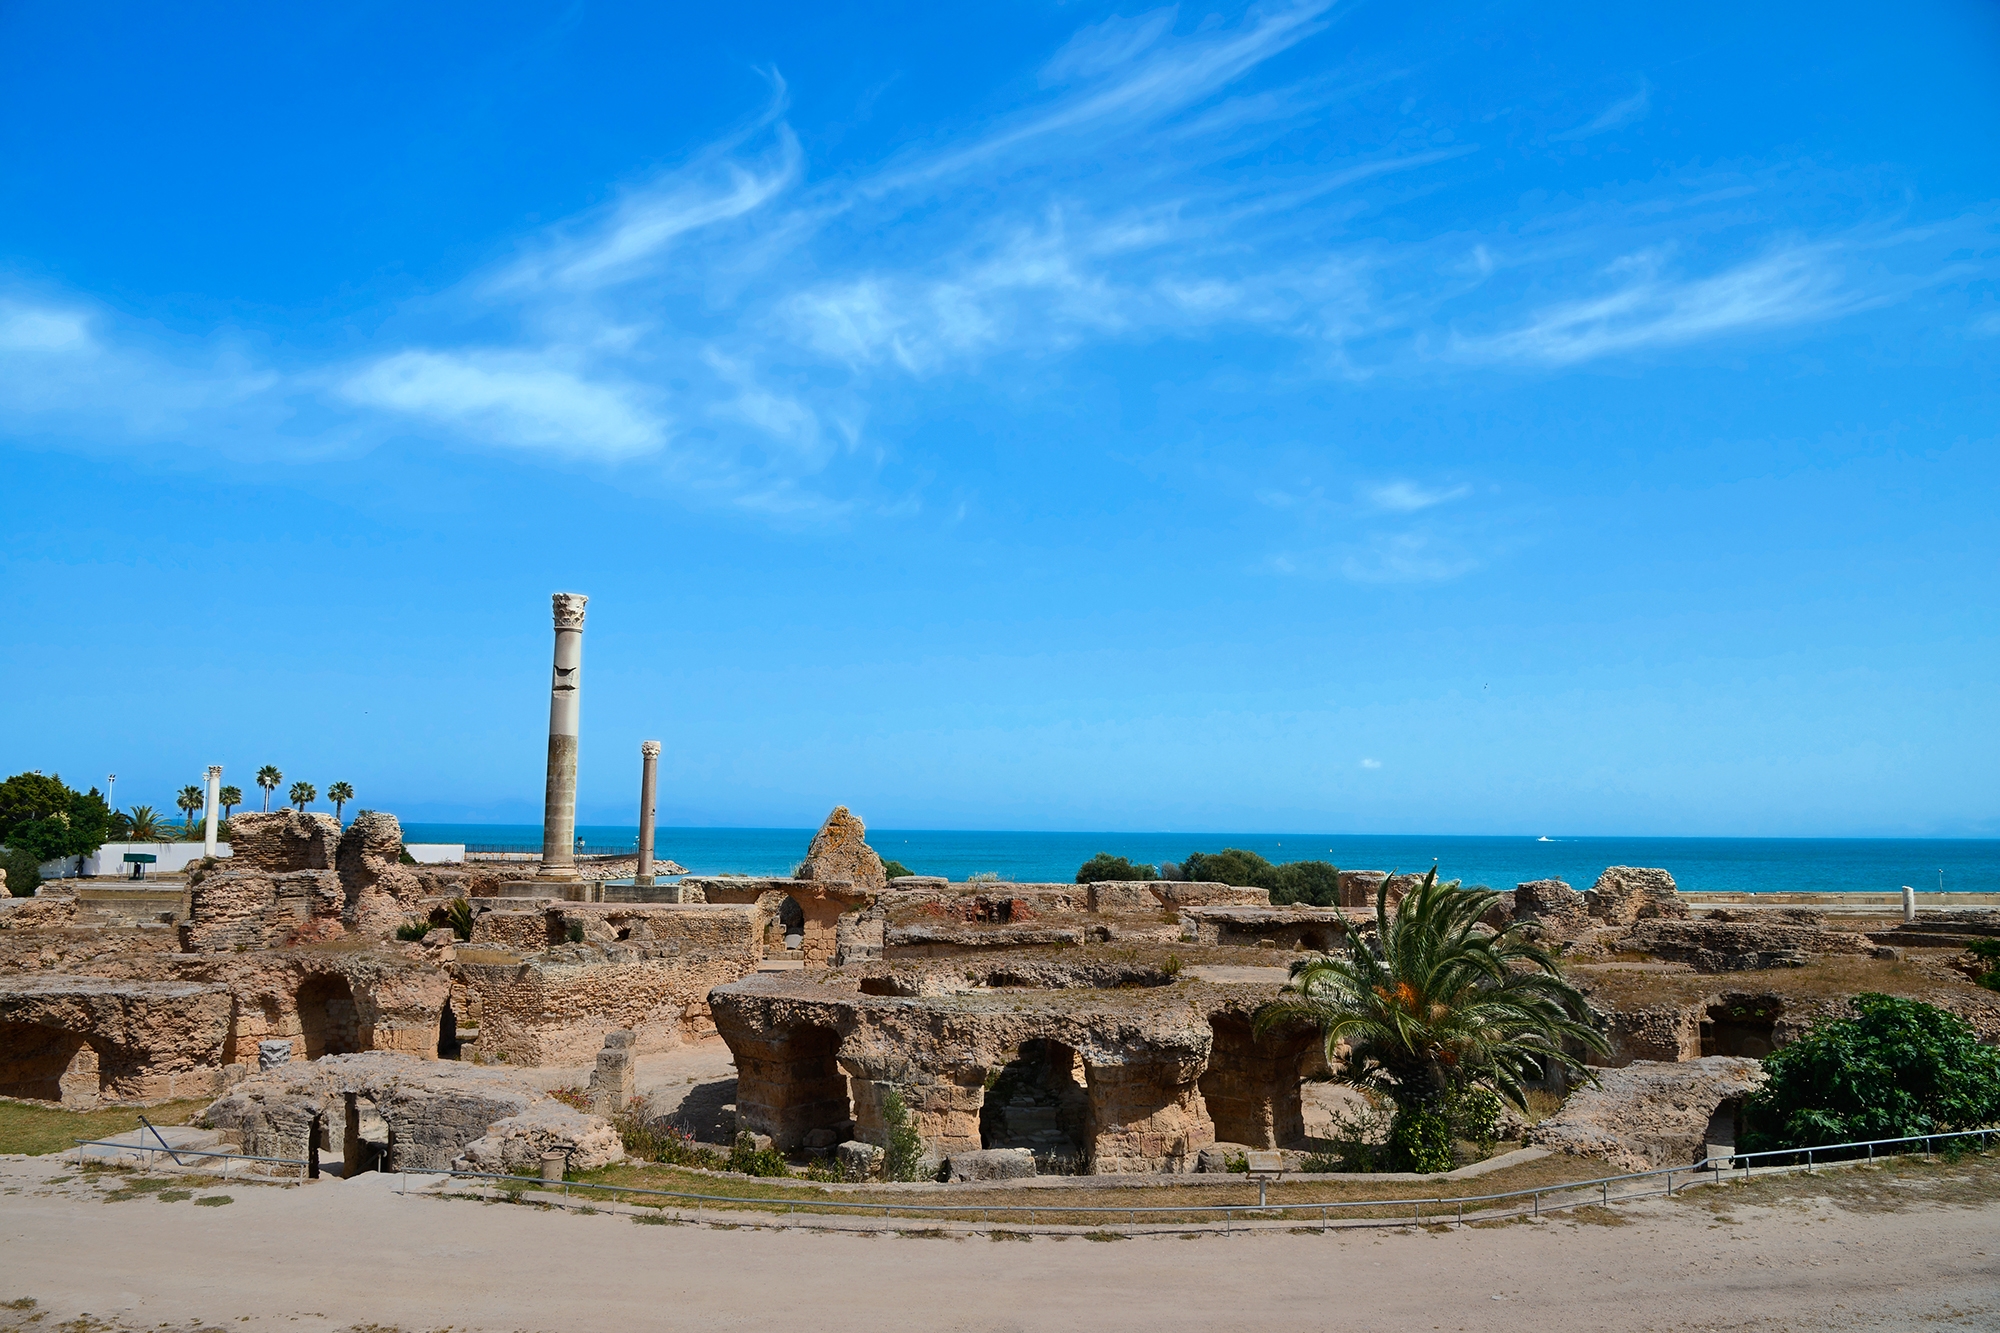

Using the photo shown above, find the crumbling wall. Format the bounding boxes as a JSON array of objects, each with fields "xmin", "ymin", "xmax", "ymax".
[
  {"xmin": 0, "ymin": 975, "xmax": 232, "ymax": 1106},
  {"xmin": 1587, "ymin": 866, "xmax": 1690, "ymax": 924},
  {"xmin": 1528, "ymin": 1057, "xmax": 1765, "ymax": 1171}
]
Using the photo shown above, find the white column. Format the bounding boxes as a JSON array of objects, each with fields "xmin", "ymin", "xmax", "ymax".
[
  {"xmin": 636, "ymin": 741, "xmax": 661, "ymax": 886},
  {"xmin": 1901, "ymin": 885, "xmax": 1916, "ymax": 924},
  {"xmin": 203, "ymin": 766, "xmax": 223, "ymax": 857}
]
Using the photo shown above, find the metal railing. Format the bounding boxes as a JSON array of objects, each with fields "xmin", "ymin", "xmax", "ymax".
[{"xmin": 72, "ymin": 1126, "xmax": 1994, "ymax": 1234}]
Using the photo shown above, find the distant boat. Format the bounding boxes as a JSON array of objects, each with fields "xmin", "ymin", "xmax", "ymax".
[{"xmin": 1537, "ymin": 836, "xmax": 1553, "ymax": 842}]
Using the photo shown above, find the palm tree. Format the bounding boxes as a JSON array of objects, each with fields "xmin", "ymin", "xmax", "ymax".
[
  {"xmin": 175, "ymin": 784, "xmax": 204, "ymax": 833},
  {"xmin": 1255, "ymin": 869, "xmax": 1607, "ymax": 1166},
  {"xmin": 256, "ymin": 765, "xmax": 282, "ymax": 811},
  {"xmin": 289, "ymin": 780, "xmax": 317, "ymax": 812},
  {"xmin": 123, "ymin": 805, "xmax": 166, "ymax": 841},
  {"xmin": 219, "ymin": 785, "xmax": 242, "ymax": 818},
  {"xmin": 327, "ymin": 781, "xmax": 354, "ymax": 823}
]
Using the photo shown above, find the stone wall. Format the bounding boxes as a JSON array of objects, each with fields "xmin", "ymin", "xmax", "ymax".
[
  {"xmin": 1586, "ymin": 866, "xmax": 1690, "ymax": 924},
  {"xmin": 0, "ymin": 975, "xmax": 232, "ymax": 1107}
]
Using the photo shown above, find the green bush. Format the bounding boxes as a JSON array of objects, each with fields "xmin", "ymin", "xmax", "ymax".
[
  {"xmin": 1075, "ymin": 853, "xmax": 1157, "ymax": 883},
  {"xmin": 880, "ymin": 859, "xmax": 913, "ymax": 879},
  {"xmin": 879, "ymin": 1088, "xmax": 925, "ymax": 1182},
  {"xmin": 394, "ymin": 919, "xmax": 431, "ymax": 942},
  {"xmin": 444, "ymin": 897, "xmax": 476, "ymax": 941},
  {"xmin": 1178, "ymin": 848, "xmax": 1341, "ymax": 906},
  {"xmin": 1450, "ymin": 1086, "xmax": 1502, "ymax": 1151},
  {"xmin": 2, "ymin": 845, "xmax": 41, "ymax": 897},
  {"xmin": 0, "ymin": 772, "xmax": 112, "ymax": 876},
  {"xmin": 1742, "ymin": 994, "xmax": 2000, "ymax": 1151},
  {"xmin": 726, "ymin": 1132, "xmax": 791, "ymax": 1177},
  {"xmin": 1387, "ymin": 1105, "xmax": 1453, "ymax": 1174}
]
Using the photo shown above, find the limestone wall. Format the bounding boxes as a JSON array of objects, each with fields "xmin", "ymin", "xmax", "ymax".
[{"xmin": 0, "ymin": 975, "xmax": 233, "ymax": 1107}]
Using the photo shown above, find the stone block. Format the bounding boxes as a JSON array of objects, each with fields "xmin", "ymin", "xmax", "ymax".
[
  {"xmin": 945, "ymin": 1147, "xmax": 1036, "ymax": 1181},
  {"xmin": 257, "ymin": 1039, "xmax": 294, "ymax": 1070},
  {"xmin": 836, "ymin": 1139, "xmax": 882, "ymax": 1181}
]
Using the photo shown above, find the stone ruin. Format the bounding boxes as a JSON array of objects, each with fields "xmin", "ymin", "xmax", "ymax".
[{"xmin": 4, "ymin": 796, "xmax": 1995, "ymax": 1188}]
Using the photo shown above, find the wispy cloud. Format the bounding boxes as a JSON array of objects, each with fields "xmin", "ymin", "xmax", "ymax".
[
  {"xmin": 1552, "ymin": 79, "xmax": 1651, "ymax": 142},
  {"xmin": 1455, "ymin": 245, "xmax": 1858, "ymax": 365},
  {"xmin": 1366, "ymin": 480, "xmax": 1469, "ymax": 513},
  {"xmin": 340, "ymin": 350, "xmax": 666, "ymax": 458}
]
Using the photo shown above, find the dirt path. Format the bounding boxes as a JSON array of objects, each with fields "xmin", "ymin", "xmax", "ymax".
[{"xmin": 1, "ymin": 1155, "xmax": 1994, "ymax": 1332}]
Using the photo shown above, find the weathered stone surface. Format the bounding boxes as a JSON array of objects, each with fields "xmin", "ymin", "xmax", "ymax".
[
  {"xmin": 1514, "ymin": 879, "xmax": 1591, "ymax": 933},
  {"xmin": 795, "ymin": 806, "xmax": 887, "ymax": 889},
  {"xmin": 710, "ymin": 965, "xmax": 1310, "ymax": 1173},
  {"xmin": 1085, "ymin": 881, "xmax": 1268, "ymax": 912},
  {"xmin": 945, "ymin": 1147, "xmax": 1036, "ymax": 1181},
  {"xmin": 1336, "ymin": 871, "xmax": 1386, "ymax": 909},
  {"xmin": 1624, "ymin": 919, "xmax": 1874, "ymax": 973},
  {"xmin": 586, "ymin": 1028, "xmax": 637, "ymax": 1117},
  {"xmin": 453, "ymin": 906, "xmax": 761, "ymax": 1064},
  {"xmin": 336, "ymin": 810, "xmax": 426, "ymax": 934},
  {"xmin": 202, "ymin": 1050, "xmax": 623, "ymax": 1173},
  {"xmin": 1586, "ymin": 866, "xmax": 1690, "ymax": 924},
  {"xmin": 835, "ymin": 1138, "xmax": 882, "ymax": 1180},
  {"xmin": 1528, "ymin": 1057, "xmax": 1766, "ymax": 1172},
  {"xmin": 257, "ymin": 1039, "xmax": 293, "ymax": 1070},
  {"xmin": 1179, "ymin": 906, "xmax": 1348, "ymax": 951},
  {"xmin": 228, "ymin": 811, "xmax": 342, "ymax": 871},
  {"xmin": 0, "ymin": 974, "xmax": 232, "ymax": 1106}
]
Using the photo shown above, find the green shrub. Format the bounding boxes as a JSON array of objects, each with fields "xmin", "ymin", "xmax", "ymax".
[
  {"xmin": 1742, "ymin": 994, "xmax": 2000, "ymax": 1152},
  {"xmin": 1075, "ymin": 853, "xmax": 1158, "ymax": 884},
  {"xmin": 565, "ymin": 921, "xmax": 586, "ymax": 945},
  {"xmin": 879, "ymin": 1088, "xmax": 925, "ymax": 1182},
  {"xmin": 1161, "ymin": 953, "xmax": 1183, "ymax": 979},
  {"xmin": 1450, "ymin": 1087, "xmax": 1502, "ymax": 1152},
  {"xmin": 444, "ymin": 896, "xmax": 475, "ymax": 941},
  {"xmin": 1178, "ymin": 848, "xmax": 1341, "ymax": 906},
  {"xmin": 1387, "ymin": 1105, "xmax": 1453, "ymax": 1174},
  {"xmin": 881, "ymin": 859, "xmax": 913, "ymax": 880},
  {"xmin": 726, "ymin": 1132, "xmax": 791, "ymax": 1177},
  {"xmin": 2, "ymin": 845, "xmax": 41, "ymax": 897},
  {"xmin": 394, "ymin": 919, "xmax": 431, "ymax": 942}
]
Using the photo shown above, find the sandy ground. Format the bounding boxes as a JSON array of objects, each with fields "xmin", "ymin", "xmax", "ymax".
[{"xmin": 1, "ymin": 1154, "xmax": 1994, "ymax": 1332}]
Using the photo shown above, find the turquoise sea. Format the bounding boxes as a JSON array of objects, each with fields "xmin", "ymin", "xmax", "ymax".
[{"xmin": 398, "ymin": 825, "xmax": 2000, "ymax": 895}]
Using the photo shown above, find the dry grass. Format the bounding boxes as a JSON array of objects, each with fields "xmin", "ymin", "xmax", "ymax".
[
  {"xmin": 1676, "ymin": 1151, "xmax": 2000, "ymax": 1216},
  {"xmin": 0, "ymin": 1098, "xmax": 208, "ymax": 1157}
]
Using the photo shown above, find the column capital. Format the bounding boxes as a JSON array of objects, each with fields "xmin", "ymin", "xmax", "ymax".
[
  {"xmin": 205, "ymin": 765, "xmax": 223, "ymax": 780},
  {"xmin": 551, "ymin": 592, "xmax": 589, "ymax": 629},
  {"xmin": 640, "ymin": 740, "xmax": 662, "ymax": 758}
]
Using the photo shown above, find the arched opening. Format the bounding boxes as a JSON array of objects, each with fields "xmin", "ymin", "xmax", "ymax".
[
  {"xmin": 1200, "ymin": 1012, "xmax": 1308, "ymax": 1149},
  {"xmin": 437, "ymin": 999, "xmax": 460, "ymax": 1059},
  {"xmin": 979, "ymin": 1039, "xmax": 1089, "ymax": 1170},
  {"xmin": 1701, "ymin": 996, "xmax": 1781, "ymax": 1058},
  {"xmin": 342, "ymin": 1092, "xmax": 392, "ymax": 1176},
  {"xmin": 0, "ymin": 1022, "xmax": 92, "ymax": 1105},
  {"xmin": 297, "ymin": 973, "xmax": 365, "ymax": 1060},
  {"xmin": 778, "ymin": 897, "xmax": 805, "ymax": 951}
]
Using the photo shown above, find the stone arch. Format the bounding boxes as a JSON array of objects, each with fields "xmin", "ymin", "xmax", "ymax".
[
  {"xmin": 777, "ymin": 896, "xmax": 806, "ymax": 950},
  {"xmin": 437, "ymin": 998, "xmax": 460, "ymax": 1059},
  {"xmin": 979, "ymin": 1038, "xmax": 1091, "ymax": 1170},
  {"xmin": 1199, "ymin": 1012, "xmax": 1312, "ymax": 1149},
  {"xmin": 1701, "ymin": 995, "xmax": 1783, "ymax": 1058},
  {"xmin": 297, "ymin": 973, "xmax": 366, "ymax": 1060}
]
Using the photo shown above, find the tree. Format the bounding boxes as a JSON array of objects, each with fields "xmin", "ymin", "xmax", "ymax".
[
  {"xmin": 176, "ymin": 784, "xmax": 205, "ymax": 832},
  {"xmin": 289, "ymin": 781, "xmax": 316, "ymax": 812},
  {"xmin": 122, "ymin": 805, "xmax": 167, "ymax": 841},
  {"xmin": 1254, "ymin": 869, "xmax": 1607, "ymax": 1172},
  {"xmin": 1742, "ymin": 995, "xmax": 2000, "ymax": 1152},
  {"xmin": 0, "ymin": 772, "xmax": 113, "ymax": 875},
  {"xmin": 1075, "ymin": 852, "xmax": 1158, "ymax": 883},
  {"xmin": 327, "ymin": 781, "xmax": 354, "ymax": 822},
  {"xmin": 1179, "ymin": 848, "xmax": 1342, "ymax": 906},
  {"xmin": 256, "ymin": 765, "xmax": 283, "ymax": 811},
  {"xmin": 219, "ymin": 786, "xmax": 243, "ymax": 818}
]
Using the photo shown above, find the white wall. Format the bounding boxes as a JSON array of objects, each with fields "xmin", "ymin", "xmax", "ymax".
[
  {"xmin": 405, "ymin": 843, "xmax": 465, "ymax": 864},
  {"xmin": 40, "ymin": 842, "xmax": 235, "ymax": 878}
]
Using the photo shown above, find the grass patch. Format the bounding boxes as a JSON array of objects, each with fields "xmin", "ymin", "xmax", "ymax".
[
  {"xmin": 1675, "ymin": 1151, "xmax": 2000, "ymax": 1215},
  {"xmin": 631, "ymin": 1213, "xmax": 675, "ymax": 1226},
  {"xmin": 988, "ymin": 1230, "xmax": 1032, "ymax": 1242},
  {"xmin": 1564, "ymin": 1204, "xmax": 1634, "ymax": 1227},
  {"xmin": 193, "ymin": 1194, "xmax": 233, "ymax": 1207},
  {"xmin": 1082, "ymin": 1231, "xmax": 1126, "ymax": 1242},
  {"xmin": 0, "ymin": 1098, "xmax": 208, "ymax": 1157},
  {"xmin": 154, "ymin": 1189, "xmax": 193, "ymax": 1202}
]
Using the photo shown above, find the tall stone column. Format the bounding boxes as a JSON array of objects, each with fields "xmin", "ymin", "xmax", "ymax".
[
  {"xmin": 202, "ymin": 765, "xmax": 223, "ymax": 857},
  {"xmin": 539, "ymin": 593, "xmax": 589, "ymax": 880},
  {"xmin": 635, "ymin": 740, "xmax": 661, "ymax": 887}
]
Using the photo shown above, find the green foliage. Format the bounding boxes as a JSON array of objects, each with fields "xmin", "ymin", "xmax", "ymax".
[
  {"xmin": 879, "ymin": 1087, "xmax": 925, "ymax": 1182},
  {"xmin": 1162, "ymin": 952, "xmax": 1183, "ymax": 979},
  {"xmin": 175, "ymin": 784, "xmax": 205, "ymax": 832},
  {"xmin": 726, "ymin": 1132, "xmax": 791, "ymax": 1177},
  {"xmin": 1177, "ymin": 847, "xmax": 1342, "ymax": 905},
  {"xmin": 255, "ymin": 765, "xmax": 282, "ymax": 810},
  {"xmin": 1450, "ymin": 1086, "xmax": 1503, "ymax": 1151},
  {"xmin": 445, "ymin": 897, "xmax": 476, "ymax": 941},
  {"xmin": 217, "ymin": 785, "xmax": 243, "ymax": 816},
  {"xmin": 394, "ymin": 919, "xmax": 432, "ymax": 942},
  {"xmin": 0, "ymin": 773, "xmax": 113, "ymax": 869},
  {"xmin": 1075, "ymin": 852, "xmax": 1159, "ymax": 884},
  {"xmin": 619, "ymin": 1114, "xmax": 726, "ymax": 1170},
  {"xmin": 115, "ymin": 805, "xmax": 168, "ymax": 841},
  {"xmin": 2, "ymin": 845, "xmax": 41, "ymax": 896},
  {"xmin": 1387, "ymin": 1105, "xmax": 1454, "ymax": 1173},
  {"xmin": 327, "ymin": 781, "xmax": 354, "ymax": 820},
  {"xmin": 565, "ymin": 920, "xmax": 586, "ymax": 945},
  {"xmin": 880, "ymin": 859, "xmax": 913, "ymax": 879},
  {"xmin": 288, "ymin": 780, "xmax": 316, "ymax": 811},
  {"xmin": 0, "ymin": 772, "xmax": 72, "ymax": 845},
  {"xmin": 1742, "ymin": 994, "xmax": 2000, "ymax": 1152},
  {"xmin": 1966, "ymin": 939, "xmax": 2000, "ymax": 960},
  {"xmin": 1253, "ymin": 868, "xmax": 1606, "ymax": 1166}
]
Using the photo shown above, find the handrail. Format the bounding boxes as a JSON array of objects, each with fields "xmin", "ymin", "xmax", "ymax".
[{"xmin": 68, "ymin": 1125, "xmax": 1994, "ymax": 1232}]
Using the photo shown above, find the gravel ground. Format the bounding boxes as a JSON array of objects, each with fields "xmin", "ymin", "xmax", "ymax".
[{"xmin": 0, "ymin": 1151, "xmax": 1993, "ymax": 1331}]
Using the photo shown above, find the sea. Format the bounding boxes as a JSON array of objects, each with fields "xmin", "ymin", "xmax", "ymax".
[{"xmin": 397, "ymin": 825, "xmax": 2000, "ymax": 896}]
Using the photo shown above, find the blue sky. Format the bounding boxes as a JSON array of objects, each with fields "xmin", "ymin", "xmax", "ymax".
[{"xmin": 3, "ymin": 1, "xmax": 1996, "ymax": 836}]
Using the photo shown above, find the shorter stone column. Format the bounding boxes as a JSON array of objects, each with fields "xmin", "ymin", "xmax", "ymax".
[
  {"xmin": 1902, "ymin": 885, "xmax": 1917, "ymax": 923},
  {"xmin": 635, "ymin": 741, "xmax": 661, "ymax": 887}
]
